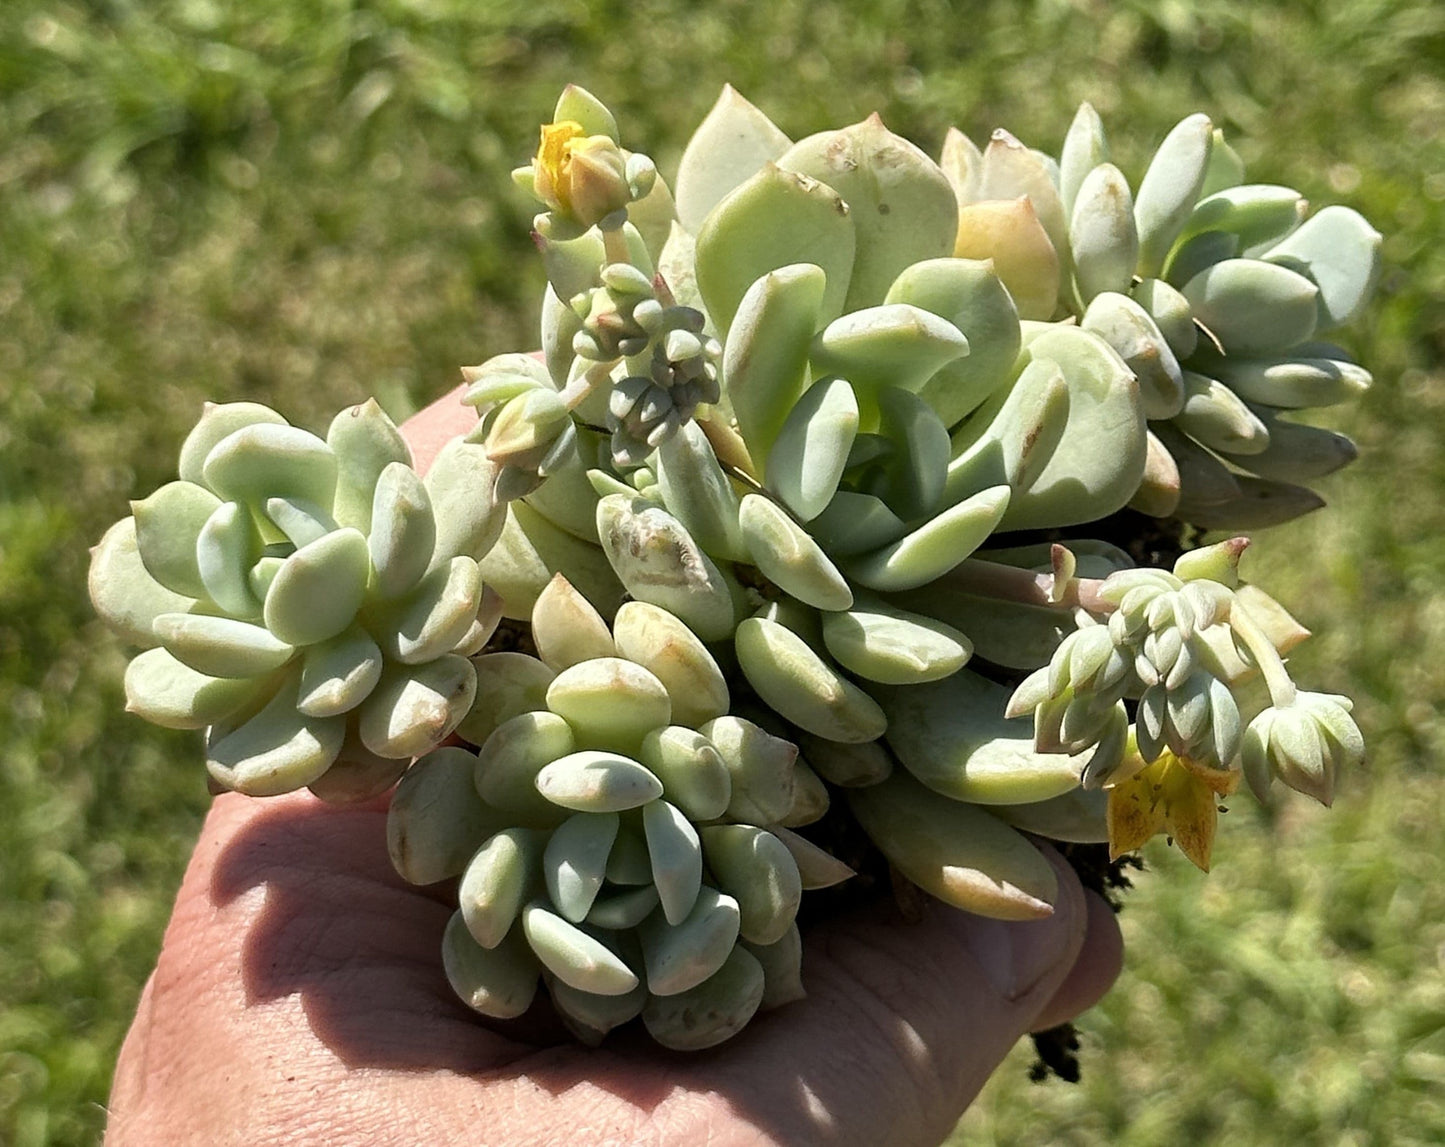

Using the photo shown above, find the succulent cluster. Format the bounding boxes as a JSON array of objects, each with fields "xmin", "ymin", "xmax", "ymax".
[
  {"xmin": 386, "ymin": 576, "xmax": 850, "ymax": 1048},
  {"xmin": 1005, "ymin": 538, "xmax": 1362, "ymax": 869},
  {"xmin": 943, "ymin": 105, "xmax": 1381, "ymax": 527},
  {"xmin": 89, "ymin": 400, "xmax": 503, "ymax": 800},
  {"xmin": 89, "ymin": 84, "xmax": 1379, "ymax": 1050}
]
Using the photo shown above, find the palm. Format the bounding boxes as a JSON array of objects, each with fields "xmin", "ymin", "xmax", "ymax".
[{"xmin": 107, "ymin": 791, "xmax": 1110, "ymax": 1146}]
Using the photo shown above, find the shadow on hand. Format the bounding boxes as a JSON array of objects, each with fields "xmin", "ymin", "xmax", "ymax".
[
  {"xmin": 208, "ymin": 797, "xmax": 557, "ymax": 1074},
  {"xmin": 202, "ymin": 794, "xmax": 1078, "ymax": 1145}
]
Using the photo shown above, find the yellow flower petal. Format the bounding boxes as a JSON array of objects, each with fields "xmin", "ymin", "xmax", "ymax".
[
  {"xmin": 1106, "ymin": 749, "xmax": 1229, "ymax": 871},
  {"xmin": 535, "ymin": 121, "xmax": 586, "ymax": 214},
  {"xmin": 1106, "ymin": 758, "xmax": 1168, "ymax": 860},
  {"xmin": 1160, "ymin": 763, "xmax": 1219, "ymax": 872}
]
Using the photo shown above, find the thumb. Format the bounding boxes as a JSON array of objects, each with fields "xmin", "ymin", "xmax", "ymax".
[{"xmin": 661, "ymin": 846, "xmax": 1095, "ymax": 1147}]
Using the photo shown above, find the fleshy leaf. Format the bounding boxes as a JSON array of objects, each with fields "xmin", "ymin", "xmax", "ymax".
[
  {"xmin": 738, "ymin": 494, "xmax": 853, "ymax": 611},
  {"xmin": 638, "ymin": 726, "xmax": 731, "ymax": 821},
  {"xmin": 296, "ymin": 625, "xmax": 384, "ymax": 718},
  {"xmin": 472, "ymin": 710, "xmax": 575, "ymax": 829},
  {"xmin": 644, "ymin": 799, "xmax": 703, "ymax": 926},
  {"xmin": 779, "ymin": 114, "xmax": 958, "ymax": 311},
  {"xmin": 695, "ymin": 163, "xmax": 855, "ymax": 335},
  {"xmin": 1181, "ymin": 259, "xmax": 1319, "ymax": 355},
  {"xmin": 442, "ymin": 913, "xmax": 539, "ymax": 1020},
  {"xmin": 990, "ymin": 787, "xmax": 1110, "ymax": 844},
  {"xmin": 196, "ymin": 501, "xmax": 262, "ymax": 618},
  {"xmin": 642, "ymin": 946, "xmax": 765, "ymax": 1050},
  {"xmin": 206, "ymin": 682, "xmax": 344, "ymax": 796},
  {"xmin": 1070, "ymin": 163, "xmax": 1138, "ymax": 304},
  {"xmin": 153, "ymin": 613, "xmax": 295, "ymax": 679},
  {"xmin": 1059, "ymin": 102, "xmax": 1110, "ymax": 216},
  {"xmin": 1000, "ymin": 325, "xmax": 1146, "ymax": 530},
  {"xmin": 765, "ymin": 376, "xmax": 859, "ymax": 522},
  {"xmin": 875, "ymin": 671, "xmax": 1085, "ymax": 803},
  {"xmin": 177, "ymin": 402, "xmax": 288, "ymax": 486},
  {"xmin": 654, "ymin": 420, "xmax": 748, "ymax": 562},
  {"xmin": 700, "ymin": 826, "xmax": 801, "ymax": 946},
  {"xmin": 523, "ymin": 903, "xmax": 640, "ymax": 996},
  {"xmin": 202, "ymin": 423, "xmax": 338, "ymax": 514},
  {"xmin": 327, "ymin": 400, "xmax": 412, "ymax": 533},
  {"xmin": 89, "ymin": 517, "xmax": 198, "ymax": 648},
  {"xmin": 456, "ymin": 652, "xmax": 556, "ymax": 749},
  {"xmin": 1134, "ymin": 113, "xmax": 1213, "ymax": 278},
  {"xmin": 952, "ymin": 197, "xmax": 1060, "ymax": 321},
  {"xmin": 544, "ymin": 811, "xmax": 620, "ymax": 922},
  {"xmin": 613, "ymin": 602, "xmax": 729, "ymax": 728},
  {"xmin": 675, "ymin": 84, "xmax": 793, "ymax": 233},
  {"xmin": 531, "ymin": 573, "xmax": 615, "ymax": 671},
  {"xmin": 123, "ymin": 647, "xmax": 270, "ymax": 730},
  {"xmin": 546, "ymin": 658, "xmax": 672, "ymax": 754},
  {"xmin": 638, "ymin": 885, "xmax": 741, "ymax": 997},
  {"xmin": 723, "ymin": 263, "xmax": 827, "ymax": 469},
  {"xmin": 358, "ymin": 655, "xmax": 476, "ymax": 759},
  {"xmin": 1080, "ymin": 292, "xmax": 1184, "ymax": 420},
  {"xmin": 534, "ymin": 748, "xmax": 666, "ymax": 814},
  {"xmin": 595, "ymin": 495, "xmax": 736, "ymax": 642},
  {"xmin": 734, "ymin": 616, "xmax": 887, "ymax": 743},
  {"xmin": 263, "ymin": 527, "xmax": 370, "ymax": 647},
  {"xmin": 387, "ymin": 745, "xmax": 502, "ymax": 883},
  {"xmin": 846, "ymin": 484, "xmax": 1010, "ymax": 591},
  {"xmin": 369, "ymin": 462, "xmax": 437, "ymax": 600},
  {"xmin": 1180, "ymin": 184, "xmax": 1306, "ymax": 253},
  {"xmin": 943, "ymin": 356, "xmax": 1070, "ymax": 501},
  {"xmin": 425, "ymin": 438, "xmax": 505, "ymax": 567},
  {"xmin": 885, "ymin": 257, "xmax": 1022, "ymax": 427},
  {"xmin": 848, "ymin": 774, "xmax": 1058, "ymax": 920},
  {"xmin": 820, "ymin": 599, "xmax": 972, "ymax": 685},
  {"xmin": 131, "ymin": 481, "xmax": 221, "ymax": 599},
  {"xmin": 1263, "ymin": 205, "xmax": 1382, "ymax": 329},
  {"xmin": 479, "ymin": 502, "xmax": 624, "ymax": 623}
]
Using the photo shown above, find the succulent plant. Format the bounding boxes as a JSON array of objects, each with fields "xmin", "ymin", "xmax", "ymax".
[
  {"xmin": 941, "ymin": 104, "xmax": 1382, "ymax": 528},
  {"xmin": 89, "ymin": 399, "xmax": 505, "ymax": 799},
  {"xmin": 1004, "ymin": 537, "xmax": 1363, "ymax": 869},
  {"xmin": 88, "ymin": 83, "xmax": 1380, "ymax": 1052},
  {"xmin": 386, "ymin": 575, "xmax": 850, "ymax": 1048}
]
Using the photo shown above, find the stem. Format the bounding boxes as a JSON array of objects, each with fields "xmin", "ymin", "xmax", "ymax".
[
  {"xmin": 1228, "ymin": 596, "xmax": 1298, "ymax": 708},
  {"xmin": 558, "ymin": 359, "xmax": 615, "ymax": 411},
  {"xmin": 601, "ymin": 224, "xmax": 631, "ymax": 268},
  {"xmin": 939, "ymin": 558, "xmax": 1114, "ymax": 614}
]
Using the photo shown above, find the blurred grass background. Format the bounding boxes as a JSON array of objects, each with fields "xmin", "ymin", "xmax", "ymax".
[{"xmin": 0, "ymin": 0, "xmax": 1441, "ymax": 1142}]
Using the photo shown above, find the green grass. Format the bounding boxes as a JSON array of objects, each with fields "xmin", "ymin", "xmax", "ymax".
[{"xmin": 1, "ymin": 1, "xmax": 1442, "ymax": 1142}]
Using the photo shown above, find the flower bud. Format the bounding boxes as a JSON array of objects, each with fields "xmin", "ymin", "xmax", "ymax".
[
  {"xmin": 1241, "ymin": 692, "xmax": 1362, "ymax": 807},
  {"xmin": 532, "ymin": 122, "xmax": 632, "ymax": 229}
]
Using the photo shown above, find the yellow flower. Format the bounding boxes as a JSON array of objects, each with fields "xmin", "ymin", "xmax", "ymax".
[
  {"xmin": 1106, "ymin": 748, "xmax": 1239, "ymax": 872},
  {"xmin": 532, "ymin": 121, "xmax": 630, "ymax": 227}
]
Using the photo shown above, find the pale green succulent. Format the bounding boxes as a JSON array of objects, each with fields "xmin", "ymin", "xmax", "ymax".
[
  {"xmin": 89, "ymin": 400, "xmax": 505, "ymax": 798},
  {"xmin": 942, "ymin": 105, "xmax": 1382, "ymax": 528},
  {"xmin": 386, "ymin": 575, "xmax": 850, "ymax": 1049},
  {"xmin": 464, "ymin": 83, "xmax": 1374, "ymax": 907},
  {"xmin": 88, "ymin": 83, "xmax": 1380, "ymax": 1053},
  {"xmin": 1008, "ymin": 537, "xmax": 1362, "ymax": 796}
]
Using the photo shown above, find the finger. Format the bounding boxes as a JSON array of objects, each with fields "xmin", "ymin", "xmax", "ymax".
[
  {"xmin": 401, "ymin": 383, "xmax": 478, "ymax": 474},
  {"xmin": 457, "ymin": 847, "xmax": 1092, "ymax": 1147},
  {"xmin": 1027, "ymin": 888, "xmax": 1125, "ymax": 1033}
]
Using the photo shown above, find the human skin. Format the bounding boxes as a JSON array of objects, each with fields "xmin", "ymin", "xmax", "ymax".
[{"xmin": 104, "ymin": 392, "xmax": 1124, "ymax": 1147}]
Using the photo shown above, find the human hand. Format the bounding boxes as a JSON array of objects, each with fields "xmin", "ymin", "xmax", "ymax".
[{"xmin": 104, "ymin": 391, "xmax": 1124, "ymax": 1147}]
